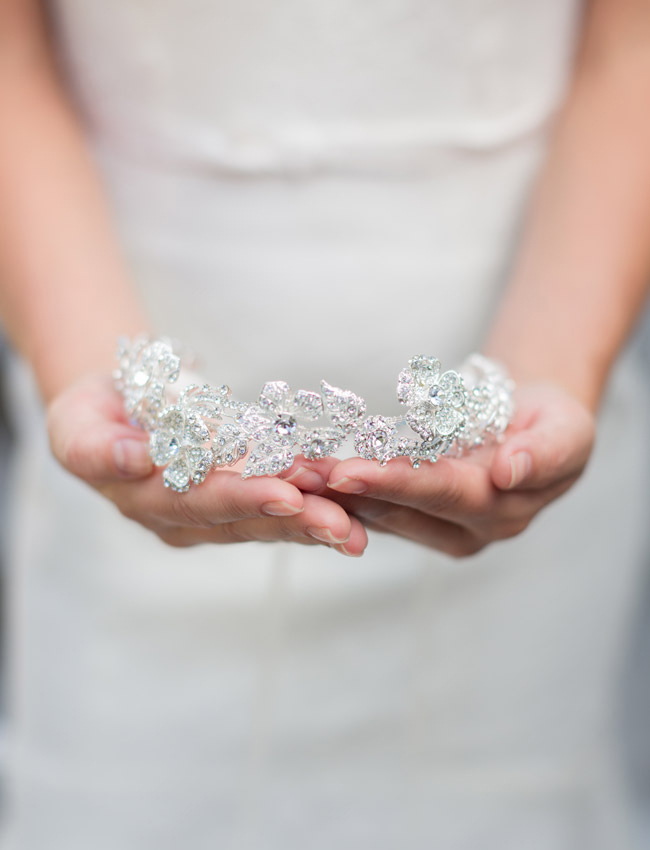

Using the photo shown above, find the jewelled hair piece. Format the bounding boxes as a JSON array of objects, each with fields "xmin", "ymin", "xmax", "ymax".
[{"xmin": 114, "ymin": 336, "xmax": 515, "ymax": 493}]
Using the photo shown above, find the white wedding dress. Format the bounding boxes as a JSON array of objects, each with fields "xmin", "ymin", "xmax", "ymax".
[{"xmin": 3, "ymin": 1, "xmax": 650, "ymax": 848}]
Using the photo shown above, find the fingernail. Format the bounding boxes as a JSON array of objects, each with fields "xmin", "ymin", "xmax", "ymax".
[
  {"xmin": 114, "ymin": 438, "xmax": 153, "ymax": 476},
  {"xmin": 327, "ymin": 477, "xmax": 368, "ymax": 495},
  {"xmin": 333, "ymin": 543, "xmax": 364, "ymax": 558},
  {"xmin": 283, "ymin": 466, "xmax": 324, "ymax": 490},
  {"xmin": 508, "ymin": 451, "xmax": 532, "ymax": 488},
  {"xmin": 262, "ymin": 500, "xmax": 304, "ymax": 517},
  {"xmin": 306, "ymin": 526, "xmax": 350, "ymax": 545}
]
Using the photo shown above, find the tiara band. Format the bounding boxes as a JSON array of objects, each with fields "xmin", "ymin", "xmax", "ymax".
[{"xmin": 113, "ymin": 336, "xmax": 515, "ymax": 493}]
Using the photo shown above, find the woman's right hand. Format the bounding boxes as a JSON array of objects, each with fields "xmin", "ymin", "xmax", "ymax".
[{"xmin": 46, "ymin": 374, "xmax": 367, "ymax": 556}]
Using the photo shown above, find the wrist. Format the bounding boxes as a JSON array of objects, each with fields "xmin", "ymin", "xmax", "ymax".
[
  {"xmin": 482, "ymin": 340, "xmax": 606, "ymax": 414},
  {"xmin": 30, "ymin": 317, "xmax": 152, "ymax": 404}
]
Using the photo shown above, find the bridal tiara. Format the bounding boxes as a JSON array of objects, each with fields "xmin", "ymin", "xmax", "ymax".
[{"xmin": 114, "ymin": 336, "xmax": 516, "ymax": 493}]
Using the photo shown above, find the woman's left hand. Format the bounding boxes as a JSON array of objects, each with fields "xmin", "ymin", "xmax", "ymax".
[{"xmin": 281, "ymin": 383, "xmax": 596, "ymax": 557}]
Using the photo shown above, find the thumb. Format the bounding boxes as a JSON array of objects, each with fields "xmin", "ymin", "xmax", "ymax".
[
  {"xmin": 67, "ymin": 426, "xmax": 153, "ymax": 482},
  {"xmin": 490, "ymin": 388, "xmax": 595, "ymax": 491},
  {"xmin": 47, "ymin": 377, "xmax": 154, "ymax": 484}
]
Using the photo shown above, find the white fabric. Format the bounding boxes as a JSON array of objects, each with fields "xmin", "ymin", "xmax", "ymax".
[{"xmin": 3, "ymin": 1, "xmax": 650, "ymax": 847}]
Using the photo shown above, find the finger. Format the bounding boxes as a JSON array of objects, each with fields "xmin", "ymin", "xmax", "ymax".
[
  {"xmin": 490, "ymin": 389, "xmax": 595, "ymax": 491},
  {"xmin": 326, "ymin": 455, "xmax": 496, "ymax": 517},
  {"xmin": 331, "ymin": 515, "xmax": 369, "ymax": 557},
  {"xmin": 279, "ymin": 456, "xmax": 341, "ymax": 492},
  {"xmin": 160, "ymin": 493, "xmax": 368, "ymax": 555},
  {"xmin": 215, "ymin": 492, "xmax": 357, "ymax": 546},
  {"xmin": 340, "ymin": 495, "xmax": 479, "ymax": 558},
  {"xmin": 105, "ymin": 467, "xmax": 308, "ymax": 527},
  {"xmin": 47, "ymin": 375, "xmax": 154, "ymax": 482}
]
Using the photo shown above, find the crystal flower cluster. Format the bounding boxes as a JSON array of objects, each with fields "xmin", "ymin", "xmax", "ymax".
[{"xmin": 114, "ymin": 336, "xmax": 515, "ymax": 493}]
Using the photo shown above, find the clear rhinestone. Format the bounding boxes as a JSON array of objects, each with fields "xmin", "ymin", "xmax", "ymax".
[
  {"xmin": 428, "ymin": 385, "xmax": 442, "ymax": 405},
  {"xmin": 435, "ymin": 406, "xmax": 464, "ymax": 436},
  {"xmin": 274, "ymin": 415, "xmax": 297, "ymax": 437},
  {"xmin": 132, "ymin": 370, "xmax": 149, "ymax": 387}
]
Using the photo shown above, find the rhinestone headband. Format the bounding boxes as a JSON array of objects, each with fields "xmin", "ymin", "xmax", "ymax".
[{"xmin": 113, "ymin": 336, "xmax": 515, "ymax": 493}]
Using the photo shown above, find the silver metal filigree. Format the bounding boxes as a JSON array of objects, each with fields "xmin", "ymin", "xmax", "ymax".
[
  {"xmin": 149, "ymin": 384, "xmax": 227, "ymax": 492},
  {"xmin": 457, "ymin": 354, "xmax": 515, "ymax": 451},
  {"xmin": 397, "ymin": 355, "xmax": 468, "ymax": 442},
  {"xmin": 113, "ymin": 336, "xmax": 181, "ymax": 429},
  {"xmin": 114, "ymin": 336, "xmax": 516, "ymax": 489}
]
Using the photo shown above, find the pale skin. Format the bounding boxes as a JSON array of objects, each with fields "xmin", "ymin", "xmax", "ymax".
[{"xmin": 1, "ymin": 0, "xmax": 649, "ymax": 558}]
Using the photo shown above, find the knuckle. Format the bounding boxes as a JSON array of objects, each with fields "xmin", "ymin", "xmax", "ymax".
[
  {"xmin": 170, "ymin": 494, "xmax": 209, "ymax": 528},
  {"xmin": 215, "ymin": 487, "xmax": 249, "ymax": 522},
  {"xmin": 424, "ymin": 480, "xmax": 463, "ymax": 514}
]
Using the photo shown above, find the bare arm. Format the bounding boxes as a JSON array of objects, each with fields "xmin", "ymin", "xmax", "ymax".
[
  {"xmin": 0, "ymin": 0, "xmax": 148, "ymax": 403},
  {"xmin": 0, "ymin": 1, "xmax": 366, "ymax": 556},
  {"xmin": 305, "ymin": 0, "xmax": 650, "ymax": 555},
  {"xmin": 484, "ymin": 0, "xmax": 650, "ymax": 412}
]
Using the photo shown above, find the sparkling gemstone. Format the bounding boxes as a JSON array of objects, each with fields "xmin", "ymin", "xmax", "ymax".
[
  {"xmin": 428, "ymin": 385, "xmax": 442, "ymax": 405},
  {"xmin": 435, "ymin": 406, "xmax": 463, "ymax": 436},
  {"xmin": 132, "ymin": 370, "xmax": 149, "ymax": 387},
  {"xmin": 274, "ymin": 415, "xmax": 297, "ymax": 436}
]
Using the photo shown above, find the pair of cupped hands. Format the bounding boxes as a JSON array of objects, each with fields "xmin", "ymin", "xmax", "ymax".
[{"xmin": 47, "ymin": 373, "xmax": 596, "ymax": 558}]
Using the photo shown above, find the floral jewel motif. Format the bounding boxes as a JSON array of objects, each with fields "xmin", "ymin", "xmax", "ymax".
[
  {"xmin": 238, "ymin": 380, "xmax": 366, "ymax": 478},
  {"xmin": 149, "ymin": 384, "xmax": 228, "ymax": 492},
  {"xmin": 212, "ymin": 423, "xmax": 249, "ymax": 468},
  {"xmin": 407, "ymin": 435, "xmax": 454, "ymax": 469},
  {"xmin": 115, "ymin": 336, "xmax": 515, "ymax": 490},
  {"xmin": 114, "ymin": 336, "xmax": 181, "ymax": 429},
  {"xmin": 353, "ymin": 416, "xmax": 397, "ymax": 464},
  {"xmin": 238, "ymin": 381, "xmax": 328, "ymax": 478},
  {"xmin": 397, "ymin": 355, "xmax": 467, "ymax": 442},
  {"xmin": 320, "ymin": 380, "xmax": 367, "ymax": 433},
  {"xmin": 456, "ymin": 354, "xmax": 515, "ymax": 451}
]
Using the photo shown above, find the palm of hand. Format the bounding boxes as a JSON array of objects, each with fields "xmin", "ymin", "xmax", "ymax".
[
  {"xmin": 47, "ymin": 376, "xmax": 594, "ymax": 558},
  {"xmin": 281, "ymin": 382, "xmax": 596, "ymax": 557}
]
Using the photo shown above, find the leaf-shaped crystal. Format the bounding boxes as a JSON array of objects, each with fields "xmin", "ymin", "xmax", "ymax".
[
  {"xmin": 242, "ymin": 443, "xmax": 294, "ymax": 479},
  {"xmin": 409, "ymin": 435, "xmax": 452, "ymax": 467},
  {"xmin": 187, "ymin": 446, "xmax": 214, "ymax": 485},
  {"xmin": 258, "ymin": 381, "xmax": 291, "ymax": 412},
  {"xmin": 184, "ymin": 411, "xmax": 211, "ymax": 446},
  {"xmin": 320, "ymin": 381, "xmax": 366, "ymax": 432},
  {"xmin": 238, "ymin": 407, "xmax": 274, "ymax": 440},
  {"xmin": 179, "ymin": 383, "xmax": 229, "ymax": 420},
  {"xmin": 213, "ymin": 423, "xmax": 248, "ymax": 467},
  {"xmin": 163, "ymin": 455, "xmax": 192, "ymax": 492},
  {"xmin": 438, "ymin": 370, "xmax": 462, "ymax": 393},
  {"xmin": 292, "ymin": 390, "xmax": 323, "ymax": 421},
  {"xmin": 435, "ymin": 406, "xmax": 464, "ymax": 436}
]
